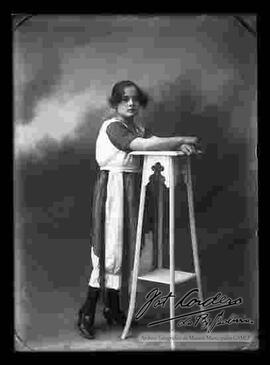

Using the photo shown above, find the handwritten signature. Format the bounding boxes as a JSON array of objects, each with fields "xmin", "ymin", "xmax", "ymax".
[{"xmin": 135, "ymin": 288, "xmax": 254, "ymax": 332}]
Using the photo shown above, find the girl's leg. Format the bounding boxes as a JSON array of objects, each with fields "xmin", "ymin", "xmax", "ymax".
[
  {"xmin": 77, "ymin": 286, "xmax": 100, "ymax": 339},
  {"xmin": 103, "ymin": 288, "xmax": 126, "ymax": 326},
  {"xmin": 77, "ymin": 247, "xmax": 101, "ymax": 339}
]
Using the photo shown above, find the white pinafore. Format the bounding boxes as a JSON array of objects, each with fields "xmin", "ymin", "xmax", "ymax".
[{"xmin": 89, "ymin": 117, "xmax": 153, "ymax": 290}]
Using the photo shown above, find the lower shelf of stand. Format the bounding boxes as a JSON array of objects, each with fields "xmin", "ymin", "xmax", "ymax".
[{"xmin": 138, "ymin": 268, "xmax": 196, "ymax": 284}]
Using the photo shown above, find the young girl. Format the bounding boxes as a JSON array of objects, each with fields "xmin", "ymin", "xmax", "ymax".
[{"xmin": 77, "ymin": 80, "xmax": 199, "ymax": 339}]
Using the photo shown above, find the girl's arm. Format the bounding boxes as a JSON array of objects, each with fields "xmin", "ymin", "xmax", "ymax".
[{"xmin": 129, "ymin": 135, "xmax": 199, "ymax": 151}]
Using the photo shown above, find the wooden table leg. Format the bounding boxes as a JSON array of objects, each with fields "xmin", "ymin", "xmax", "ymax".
[
  {"xmin": 158, "ymin": 178, "xmax": 164, "ymax": 269},
  {"xmin": 186, "ymin": 157, "xmax": 204, "ymax": 305},
  {"xmin": 169, "ymin": 158, "xmax": 175, "ymax": 350}
]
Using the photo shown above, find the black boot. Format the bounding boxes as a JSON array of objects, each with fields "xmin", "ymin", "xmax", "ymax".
[
  {"xmin": 103, "ymin": 289, "xmax": 126, "ymax": 327},
  {"xmin": 77, "ymin": 286, "xmax": 99, "ymax": 339}
]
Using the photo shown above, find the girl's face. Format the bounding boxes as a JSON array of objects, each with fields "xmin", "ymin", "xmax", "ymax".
[{"xmin": 116, "ymin": 86, "xmax": 140, "ymax": 120}]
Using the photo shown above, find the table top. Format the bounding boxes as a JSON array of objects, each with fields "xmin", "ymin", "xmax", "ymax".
[{"xmin": 129, "ymin": 150, "xmax": 202, "ymax": 156}]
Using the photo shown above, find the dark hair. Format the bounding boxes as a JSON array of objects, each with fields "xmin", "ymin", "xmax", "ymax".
[{"xmin": 108, "ymin": 80, "xmax": 149, "ymax": 109}]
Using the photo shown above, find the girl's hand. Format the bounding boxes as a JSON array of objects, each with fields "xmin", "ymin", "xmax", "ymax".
[{"xmin": 178, "ymin": 143, "xmax": 196, "ymax": 155}]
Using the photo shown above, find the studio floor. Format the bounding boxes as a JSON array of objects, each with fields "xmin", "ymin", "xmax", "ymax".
[{"xmin": 15, "ymin": 301, "xmax": 257, "ymax": 352}]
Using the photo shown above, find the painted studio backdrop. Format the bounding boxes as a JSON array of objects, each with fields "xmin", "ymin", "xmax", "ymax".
[{"xmin": 14, "ymin": 15, "xmax": 257, "ymax": 350}]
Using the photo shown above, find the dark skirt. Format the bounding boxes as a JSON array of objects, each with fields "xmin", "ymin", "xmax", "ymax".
[{"xmin": 90, "ymin": 169, "xmax": 158, "ymax": 310}]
